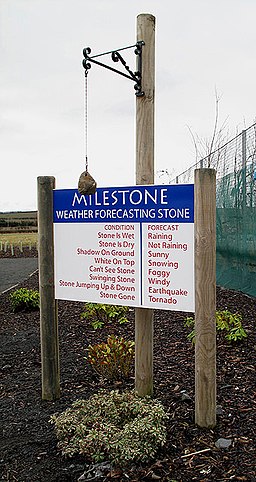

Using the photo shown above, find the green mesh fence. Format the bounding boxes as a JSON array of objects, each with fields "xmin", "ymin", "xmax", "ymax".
[{"xmin": 174, "ymin": 123, "xmax": 256, "ymax": 297}]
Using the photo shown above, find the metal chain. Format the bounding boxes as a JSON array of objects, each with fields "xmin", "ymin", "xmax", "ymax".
[{"xmin": 84, "ymin": 72, "xmax": 88, "ymax": 173}]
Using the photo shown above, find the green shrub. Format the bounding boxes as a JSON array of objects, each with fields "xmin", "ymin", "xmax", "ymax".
[
  {"xmin": 10, "ymin": 288, "xmax": 40, "ymax": 312},
  {"xmin": 50, "ymin": 389, "xmax": 168, "ymax": 465},
  {"xmin": 216, "ymin": 309, "xmax": 248, "ymax": 341},
  {"xmin": 80, "ymin": 303, "xmax": 128, "ymax": 329},
  {"xmin": 86, "ymin": 335, "xmax": 135, "ymax": 381},
  {"xmin": 184, "ymin": 309, "xmax": 247, "ymax": 343}
]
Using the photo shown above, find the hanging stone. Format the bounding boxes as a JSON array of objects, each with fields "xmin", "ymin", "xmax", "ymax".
[{"xmin": 78, "ymin": 171, "xmax": 97, "ymax": 195}]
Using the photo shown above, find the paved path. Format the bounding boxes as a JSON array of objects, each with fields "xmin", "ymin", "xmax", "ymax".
[{"xmin": 0, "ymin": 258, "xmax": 38, "ymax": 293}]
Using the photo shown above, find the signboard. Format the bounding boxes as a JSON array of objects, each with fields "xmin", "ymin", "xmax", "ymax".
[{"xmin": 53, "ymin": 184, "xmax": 194, "ymax": 311}]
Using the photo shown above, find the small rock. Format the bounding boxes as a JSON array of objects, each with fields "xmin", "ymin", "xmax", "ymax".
[
  {"xmin": 180, "ymin": 390, "xmax": 192, "ymax": 402},
  {"xmin": 151, "ymin": 473, "xmax": 162, "ymax": 480},
  {"xmin": 216, "ymin": 405, "xmax": 224, "ymax": 415},
  {"xmin": 215, "ymin": 438, "xmax": 232, "ymax": 449},
  {"xmin": 77, "ymin": 462, "xmax": 112, "ymax": 481}
]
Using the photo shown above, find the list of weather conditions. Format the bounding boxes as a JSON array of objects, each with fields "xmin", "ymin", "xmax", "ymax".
[{"xmin": 53, "ymin": 185, "xmax": 194, "ymax": 311}]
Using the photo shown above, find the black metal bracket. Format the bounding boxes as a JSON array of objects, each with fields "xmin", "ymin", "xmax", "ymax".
[{"xmin": 82, "ymin": 41, "xmax": 145, "ymax": 97}]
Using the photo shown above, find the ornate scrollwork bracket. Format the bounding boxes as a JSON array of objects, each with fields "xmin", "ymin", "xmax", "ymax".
[{"xmin": 82, "ymin": 41, "xmax": 145, "ymax": 97}]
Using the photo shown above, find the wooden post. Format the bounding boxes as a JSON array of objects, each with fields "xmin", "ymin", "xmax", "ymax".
[
  {"xmin": 37, "ymin": 176, "xmax": 60, "ymax": 400},
  {"xmin": 194, "ymin": 169, "xmax": 216, "ymax": 427},
  {"xmin": 135, "ymin": 13, "xmax": 155, "ymax": 397}
]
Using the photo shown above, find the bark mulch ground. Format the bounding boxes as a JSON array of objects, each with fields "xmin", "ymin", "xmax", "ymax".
[{"xmin": 0, "ymin": 252, "xmax": 255, "ymax": 481}]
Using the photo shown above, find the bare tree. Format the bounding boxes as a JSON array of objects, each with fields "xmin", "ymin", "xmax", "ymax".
[{"xmin": 187, "ymin": 89, "xmax": 229, "ymax": 170}]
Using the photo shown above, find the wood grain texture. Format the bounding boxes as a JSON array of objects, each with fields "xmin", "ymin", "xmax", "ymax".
[
  {"xmin": 194, "ymin": 169, "xmax": 216, "ymax": 427},
  {"xmin": 135, "ymin": 307, "xmax": 154, "ymax": 396},
  {"xmin": 135, "ymin": 14, "xmax": 155, "ymax": 396},
  {"xmin": 136, "ymin": 13, "xmax": 155, "ymax": 185},
  {"xmin": 37, "ymin": 176, "xmax": 60, "ymax": 400}
]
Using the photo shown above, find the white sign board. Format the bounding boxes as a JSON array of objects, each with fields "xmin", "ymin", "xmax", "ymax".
[{"xmin": 53, "ymin": 185, "xmax": 194, "ymax": 311}]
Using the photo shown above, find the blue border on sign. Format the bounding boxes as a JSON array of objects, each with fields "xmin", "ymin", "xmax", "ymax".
[{"xmin": 53, "ymin": 184, "xmax": 194, "ymax": 224}]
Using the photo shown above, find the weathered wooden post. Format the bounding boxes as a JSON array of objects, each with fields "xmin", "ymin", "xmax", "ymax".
[
  {"xmin": 37, "ymin": 176, "xmax": 60, "ymax": 400},
  {"xmin": 194, "ymin": 168, "xmax": 216, "ymax": 427},
  {"xmin": 135, "ymin": 13, "xmax": 155, "ymax": 396}
]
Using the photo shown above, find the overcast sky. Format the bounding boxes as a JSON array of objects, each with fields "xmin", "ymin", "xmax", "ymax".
[{"xmin": 1, "ymin": 0, "xmax": 255, "ymax": 212}]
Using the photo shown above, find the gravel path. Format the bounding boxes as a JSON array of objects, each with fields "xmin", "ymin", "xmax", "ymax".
[{"xmin": 0, "ymin": 258, "xmax": 38, "ymax": 293}]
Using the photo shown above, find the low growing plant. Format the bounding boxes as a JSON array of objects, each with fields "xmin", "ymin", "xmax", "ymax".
[
  {"xmin": 10, "ymin": 288, "xmax": 40, "ymax": 312},
  {"xmin": 86, "ymin": 335, "xmax": 135, "ymax": 381},
  {"xmin": 80, "ymin": 303, "xmax": 128, "ymax": 329},
  {"xmin": 216, "ymin": 310, "xmax": 247, "ymax": 342},
  {"xmin": 50, "ymin": 389, "xmax": 168, "ymax": 465},
  {"xmin": 184, "ymin": 309, "xmax": 247, "ymax": 343}
]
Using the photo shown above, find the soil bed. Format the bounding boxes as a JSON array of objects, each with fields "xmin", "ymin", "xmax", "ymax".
[{"xmin": 0, "ymin": 258, "xmax": 256, "ymax": 481}]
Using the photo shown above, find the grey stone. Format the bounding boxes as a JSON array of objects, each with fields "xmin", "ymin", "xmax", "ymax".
[
  {"xmin": 77, "ymin": 462, "xmax": 112, "ymax": 481},
  {"xmin": 180, "ymin": 390, "xmax": 192, "ymax": 402},
  {"xmin": 215, "ymin": 438, "xmax": 232, "ymax": 449},
  {"xmin": 216, "ymin": 405, "xmax": 224, "ymax": 415}
]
